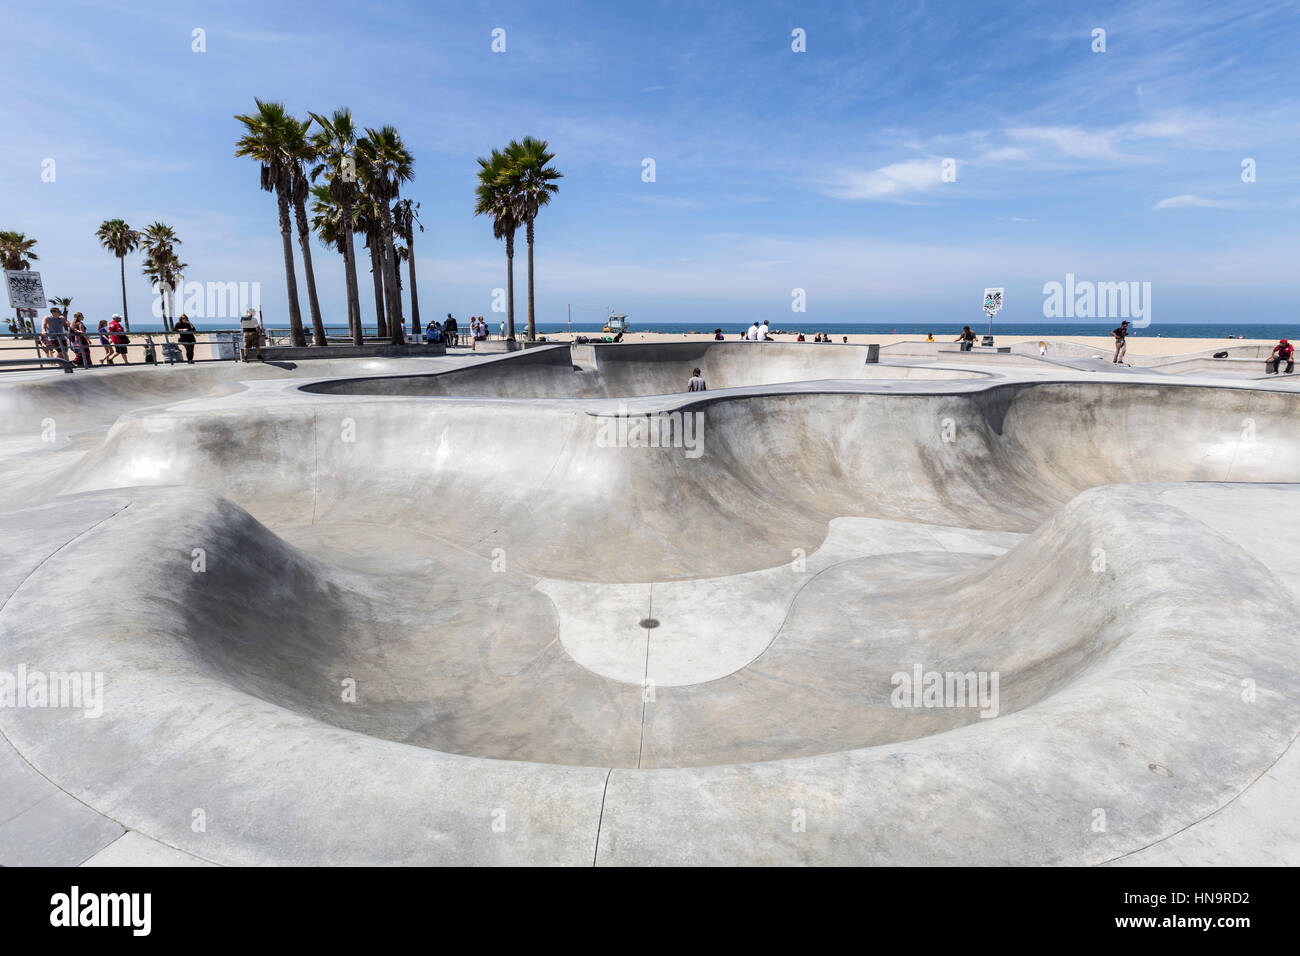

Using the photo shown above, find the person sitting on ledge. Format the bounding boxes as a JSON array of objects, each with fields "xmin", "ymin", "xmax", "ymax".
[
  {"xmin": 714, "ymin": 328, "xmax": 724, "ymax": 340},
  {"xmin": 1267, "ymin": 338, "xmax": 1294, "ymax": 374},
  {"xmin": 926, "ymin": 332, "xmax": 935, "ymax": 342}
]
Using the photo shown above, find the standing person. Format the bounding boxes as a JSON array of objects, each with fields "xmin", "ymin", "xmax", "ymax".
[
  {"xmin": 499, "ymin": 318, "xmax": 505, "ymax": 339},
  {"xmin": 107, "ymin": 313, "xmax": 130, "ymax": 364},
  {"xmin": 686, "ymin": 367, "xmax": 707, "ymax": 392},
  {"xmin": 69, "ymin": 313, "xmax": 92, "ymax": 367},
  {"xmin": 1111, "ymin": 320, "xmax": 1129, "ymax": 364},
  {"xmin": 174, "ymin": 314, "xmax": 197, "ymax": 364},
  {"xmin": 42, "ymin": 308, "xmax": 69, "ymax": 360},
  {"xmin": 240, "ymin": 309, "xmax": 263, "ymax": 362},
  {"xmin": 444, "ymin": 314, "xmax": 458, "ymax": 346},
  {"xmin": 1266, "ymin": 338, "xmax": 1294, "ymax": 374},
  {"xmin": 955, "ymin": 326, "xmax": 976, "ymax": 351},
  {"xmin": 97, "ymin": 320, "xmax": 115, "ymax": 365}
]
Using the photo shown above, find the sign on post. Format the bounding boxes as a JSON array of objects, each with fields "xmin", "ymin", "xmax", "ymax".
[
  {"xmin": 982, "ymin": 287, "xmax": 1004, "ymax": 343},
  {"xmin": 5, "ymin": 270, "xmax": 47, "ymax": 311}
]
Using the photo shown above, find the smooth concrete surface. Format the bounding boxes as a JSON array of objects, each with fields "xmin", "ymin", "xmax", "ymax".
[{"xmin": 0, "ymin": 341, "xmax": 1297, "ymax": 865}]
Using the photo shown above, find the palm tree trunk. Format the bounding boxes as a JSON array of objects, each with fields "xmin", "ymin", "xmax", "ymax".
[
  {"xmin": 380, "ymin": 206, "xmax": 404, "ymax": 345},
  {"xmin": 342, "ymin": 197, "xmax": 363, "ymax": 347},
  {"xmin": 505, "ymin": 230, "xmax": 516, "ymax": 341},
  {"xmin": 277, "ymin": 185, "xmax": 306, "ymax": 347},
  {"xmin": 525, "ymin": 218, "xmax": 536, "ymax": 342},
  {"xmin": 118, "ymin": 256, "xmax": 130, "ymax": 332},
  {"xmin": 293, "ymin": 194, "xmax": 327, "ymax": 347},
  {"xmin": 368, "ymin": 241, "xmax": 386, "ymax": 337},
  {"xmin": 407, "ymin": 230, "xmax": 420, "ymax": 336}
]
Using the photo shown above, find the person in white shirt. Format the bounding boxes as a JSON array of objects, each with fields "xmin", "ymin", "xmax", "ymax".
[
  {"xmin": 746, "ymin": 322, "xmax": 759, "ymax": 340},
  {"xmin": 759, "ymin": 320, "xmax": 772, "ymax": 341},
  {"xmin": 686, "ymin": 367, "xmax": 707, "ymax": 392}
]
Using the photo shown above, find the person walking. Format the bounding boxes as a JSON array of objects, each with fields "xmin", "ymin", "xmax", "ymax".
[
  {"xmin": 42, "ymin": 308, "xmax": 69, "ymax": 361},
  {"xmin": 1266, "ymin": 338, "xmax": 1294, "ymax": 374},
  {"xmin": 174, "ymin": 314, "xmax": 197, "ymax": 364},
  {"xmin": 69, "ymin": 313, "xmax": 92, "ymax": 367},
  {"xmin": 1111, "ymin": 320, "xmax": 1130, "ymax": 364},
  {"xmin": 97, "ymin": 319, "xmax": 115, "ymax": 365},
  {"xmin": 107, "ymin": 313, "xmax": 130, "ymax": 364},
  {"xmin": 686, "ymin": 367, "xmax": 707, "ymax": 392}
]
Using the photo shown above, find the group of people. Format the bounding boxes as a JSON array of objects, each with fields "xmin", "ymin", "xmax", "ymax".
[
  {"xmin": 36, "ymin": 306, "xmax": 199, "ymax": 367},
  {"xmin": 423, "ymin": 314, "xmax": 508, "ymax": 346}
]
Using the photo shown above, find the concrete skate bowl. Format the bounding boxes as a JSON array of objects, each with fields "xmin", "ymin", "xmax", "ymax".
[
  {"xmin": 301, "ymin": 341, "xmax": 986, "ymax": 400},
  {"xmin": 3, "ymin": 355, "xmax": 1300, "ymax": 865}
]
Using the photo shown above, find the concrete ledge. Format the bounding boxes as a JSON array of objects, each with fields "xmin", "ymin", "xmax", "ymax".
[
  {"xmin": 261, "ymin": 343, "xmax": 447, "ymax": 360},
  {"xmin": 471, "ymin": 340, "xmax": 524, "ymax": 353}
]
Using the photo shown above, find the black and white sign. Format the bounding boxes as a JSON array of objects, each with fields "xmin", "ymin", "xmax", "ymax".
[{"xmin": 5, "ymin": 270, "xmax": 47, "ymax": 311}]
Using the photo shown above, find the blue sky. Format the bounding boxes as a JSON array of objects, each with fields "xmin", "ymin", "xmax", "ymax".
[{"xmin": 2, "ymin": 0, "xmax": 1298, "ymax": 328}]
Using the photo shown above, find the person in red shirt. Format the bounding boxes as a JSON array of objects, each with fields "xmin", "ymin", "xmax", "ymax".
[
  {"xmin": 1267, "ymin": 338, "xmax": 1294, "ymax": 375},
  {"xmin": 107, "ymin": 314, "xmax": 130, "ymax": 364}
]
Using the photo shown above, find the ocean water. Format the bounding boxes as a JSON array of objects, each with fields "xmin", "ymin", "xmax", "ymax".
[{"xmin": 99, "ymin": 320, "xmax": 1294, "ymax": 340}]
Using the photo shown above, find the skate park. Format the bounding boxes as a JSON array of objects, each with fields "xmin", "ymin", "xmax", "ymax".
[{"xmin": 0, "ymin": 340, "xmax": 1297, "ymax": 866}]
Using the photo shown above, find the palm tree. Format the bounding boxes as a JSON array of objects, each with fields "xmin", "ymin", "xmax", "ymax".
[
  {"xmin": 501, "ymin": 137, "xmax": 562, "ymax": 342},
  {"xmin": 95, "ymin": 219, "xmax": 141, "ymax": 332},
  {"xmin": 142, "ymin": 246, "xmax": 187, "ymax": 325},
  {"xmin": 0, "ymin": 231, "xmax": 38, "ymax": 335},
  {"xmin": 351, "ymin": 193, "xmax": 389, "ymax": 338},
  {"xmin": 48, "ymin": 296, "xmax": 73, "ymax": 317},
  {"xmin": 357, "ymin": 126, "xmax": 413, "ymax": 345},
  {"xmin": 0, "ymin": 230, "xmax": 38, "ymax": 269},
  {"xmin": 141, "ymin": 223, "xmax": 181, "ymax": 330},
  {"xmin": 235, "ymin": 99, "xmax": 306, "ymax": 347},
  {"xmin": 280, "ymin": 113, "xmax": 326, "ymax": 346},
  {"xmin": 392, "ymin": 199, "xmax": 423, "ymax": 336},
  {"xmin": 309, "ymin": 108, "xmax": 363, "ymax": 346},
  {"xmin": 473, "ymin": 149, "xmax": 521, "ymax": 340}
]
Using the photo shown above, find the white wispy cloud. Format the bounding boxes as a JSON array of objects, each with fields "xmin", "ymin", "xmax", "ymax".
[
  {"xmin": 1152, "ymin": 194, "xmax": 1236, "ymax": 210},
  {"xmin": 821, "ymin": 158, "xmax": 953, "ymax": 201}
]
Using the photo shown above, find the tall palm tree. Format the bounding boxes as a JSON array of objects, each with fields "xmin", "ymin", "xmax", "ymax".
[
  {"xmin": 501, "ymin": 137, "xmax": 562, "ymax": 342},
  {"xmin": 309, "ymin": 108, "xmax": 363, "ymax": 346},
  {"xmin": 235, "ymin": 99, "xmax": 306, "ymax": 347},
  {"xmin": 140, "ymin": 223, "xmax": 182, "ymax": 330},
  {"xmin": 141, "ymin": 248, "xmax": 187, "ymax": 331},
  {"xmin": 473, "ymin": 149, "xmax": 520, "ymax": 340},
  {"xmin": 392, "ymin": 199, "xmax": 423, "ymax": 336},
  {"xmin": 280, "ymin": 113, "xmax": 326, "ymax": 346},
  {"xmin": 351, "ymin": 193, "xmax": 389, "ymax": 338},
  {"xmin": 95, "ymin": 219, "xmax": 141, "ymax": 332},
  {"xmin": 357, "ymin": 126, "xmax": 413, "ymax": 345}
]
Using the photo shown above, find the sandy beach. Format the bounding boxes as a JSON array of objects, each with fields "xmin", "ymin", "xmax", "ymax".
[{"xmin": 543, "ymin": 330, "xmax": 1285, "ymax": 358}]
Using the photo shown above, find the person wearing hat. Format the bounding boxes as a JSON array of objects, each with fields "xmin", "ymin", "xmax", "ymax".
[
  {"xmin": 1267, "ymin": 338, "xmax": 1294, "ymax": 375},
  {"xmin": 107, "ymin": 313, "xmax": 130, "ymax": 363},
  {"xmin": 240, "ymin": 309, "xmax": 263, "ymax": 361}
]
